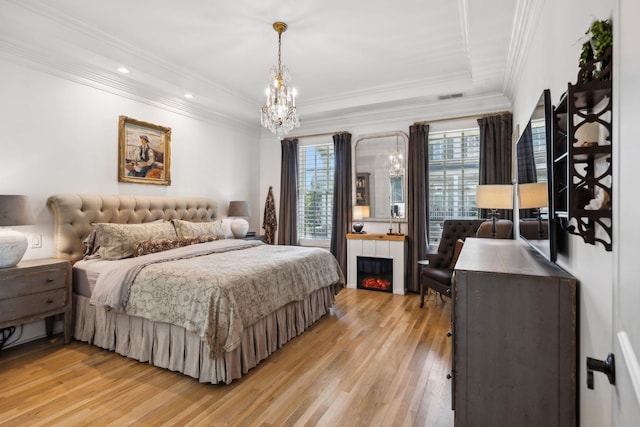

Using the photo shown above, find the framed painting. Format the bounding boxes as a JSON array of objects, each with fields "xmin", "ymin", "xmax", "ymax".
[{"xmin": 118, "ymin": 116, "xmax": 171, "ymax": 185}]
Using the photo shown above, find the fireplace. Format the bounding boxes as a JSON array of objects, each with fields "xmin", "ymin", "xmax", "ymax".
[{"xmin": 357, "ymin": 256, "xmax": 393, "ymax": 293}]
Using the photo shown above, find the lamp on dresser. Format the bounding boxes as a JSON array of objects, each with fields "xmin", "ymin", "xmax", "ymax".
[
  {"xmin": 0, "ymin": 195, "xmax": 35, "ymax": 268},
  {"xmin": 518, "ymin": 182, "xmax": 548, "ymax": 240},
  {"xmin": 227, "ymin": 200, "xmax": 251, "ymax": 238},
  {"xmin": 476, "ymin": 184, "xmax": 513, "ymax": 238}
]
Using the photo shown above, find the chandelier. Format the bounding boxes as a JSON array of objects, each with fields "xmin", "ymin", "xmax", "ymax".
[
  {"xmin": 260, "ymin": 22, "xmax": 300, "ymax": 138},
  {"xmin": 389, "ymin": 136, "xmax": 403, "ymax": 177}
]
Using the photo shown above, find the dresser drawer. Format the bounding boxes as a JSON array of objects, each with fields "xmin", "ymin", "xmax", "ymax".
[
  {"xmin": 0, "ymin": 288, "xmax": 69, "ymax": 323},
  {"xmin": 0, "ymin": 267, "xmax": 68, "ymax": 299}
]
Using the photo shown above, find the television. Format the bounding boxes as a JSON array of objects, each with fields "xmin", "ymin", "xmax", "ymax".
[{"xmin": 516, "ymin": 89, "xmax": 556, "ymax": 261}]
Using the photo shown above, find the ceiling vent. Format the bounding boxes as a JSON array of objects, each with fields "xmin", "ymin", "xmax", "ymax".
[{"xmin": 437, "ymin": 93, "xmax": 464, "ymax": 101}]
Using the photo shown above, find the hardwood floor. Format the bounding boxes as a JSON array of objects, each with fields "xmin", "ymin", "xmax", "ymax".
[{"xmin": 0, "ymin": 289, "xmax": 454, "ymax": 427}]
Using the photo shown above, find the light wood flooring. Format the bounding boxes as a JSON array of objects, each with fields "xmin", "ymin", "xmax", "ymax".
[{"xmin": 0, "ymin": 289, "xmax": 454, "ymax": 427}]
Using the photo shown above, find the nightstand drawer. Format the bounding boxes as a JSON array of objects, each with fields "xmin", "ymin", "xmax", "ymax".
[
  {"xmin": 0, "ymin": 267, "xmax": 68, "ymax": 299},
  {"xmin": 0, "ymin": 288, "xmax": 69, "ymax": 323}
]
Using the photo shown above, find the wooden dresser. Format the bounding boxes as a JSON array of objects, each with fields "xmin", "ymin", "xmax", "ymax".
[
  {"xmin": 452, "ymin": 238, "xmax": 576, "ymax": 427},
  {"xmin": 0, "ymin": 258, "xmax": 72, "ymax": 344}
]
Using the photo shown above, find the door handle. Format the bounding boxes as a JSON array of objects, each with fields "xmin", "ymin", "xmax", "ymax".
[{"xmin": 586, "ymin": 353, "xmax": 615, "ymax": 390}]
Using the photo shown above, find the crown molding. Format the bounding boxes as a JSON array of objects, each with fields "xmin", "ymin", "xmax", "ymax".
[
  {"xmin": 503, "ymin": 0, "xmax": 546, "ymax": 100},
  {"xmin": 296, "ymin": 92, "xmax": 512, "ymax": 134}
]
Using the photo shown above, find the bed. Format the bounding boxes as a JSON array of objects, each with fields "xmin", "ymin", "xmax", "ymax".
[{"xmin": 46, "ymin": 194, "xmax": 344, "ymax": 384}]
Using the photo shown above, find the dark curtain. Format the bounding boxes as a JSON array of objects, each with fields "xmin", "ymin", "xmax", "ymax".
[
  {"xmin": 277, "ymin": 138, "xmax": 298, "ymax": 246},
  {"xmin": 330, "ymin": 132, "xmax": 352, "ymax": 276},
  {"xmin": 406, "ymin": 123, "xmax": 429, "ymax": 293},
  {"xmin": 478, "ymin": 113, "xmax": 513, "ymax": 221}
]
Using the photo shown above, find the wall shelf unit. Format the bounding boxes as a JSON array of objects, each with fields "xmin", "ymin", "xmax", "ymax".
[
  {"xmin": 553, "ymin": 48, "xmax": 612, "ymax": 251},
  {"xmin": 355, "ymin": 172, "xmax": 370, "ymax": 206}
]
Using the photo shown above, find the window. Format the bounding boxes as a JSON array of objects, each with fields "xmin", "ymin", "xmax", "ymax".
[
  {"xmin": 297, "ymin": 142, "xmax": 334, "ymax": 243},
  {"xmin": 428, "ymin": 128, "xmax": 480, "ymax": 246},
  {"xmin": 530, "ymin": 118, "xmax": 548, "ymax": 182}
]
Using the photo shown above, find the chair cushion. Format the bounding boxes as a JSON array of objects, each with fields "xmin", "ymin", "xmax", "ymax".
[{"xmin": 421, "ymin": 267, "xmax": 454, "ymax": 284}]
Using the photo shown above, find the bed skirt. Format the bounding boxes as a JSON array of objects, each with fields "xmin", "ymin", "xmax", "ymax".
[{"xmin": 73, "ymin": 285, "xmax": 337, "ymax": 384}]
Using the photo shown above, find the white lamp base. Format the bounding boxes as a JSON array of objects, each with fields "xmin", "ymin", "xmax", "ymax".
[
  {"xmin": 0, "ymin": 229, "xmax": 28, "ymax": 268},
  {"xmin": 230, "ymin": 219, "xmax": 249, "ymax": 238}
]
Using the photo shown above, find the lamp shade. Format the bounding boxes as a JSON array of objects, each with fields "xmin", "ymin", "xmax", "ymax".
[
  {"xmin": 0, "ymin": 195, "xmax": 35, "ymax": 226},
  {"xmin": 476, "ymin": 185, "xmax": 513, "ymax": 209},
  {"xmin": 518, "ymin": 182, "xmax": 548, "ymax": 209},
  {"xmin": 227, "ymin": 201, "xmax": 251, "ymax": 217},
  {"xmin": 352, "ymin": 205, "xmax": 370, "ymax": 221}
]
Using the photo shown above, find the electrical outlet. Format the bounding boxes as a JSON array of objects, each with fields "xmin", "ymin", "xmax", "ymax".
[{"xmin": 32, "ymin": 234, "xmax": 42, "ymax": 248}]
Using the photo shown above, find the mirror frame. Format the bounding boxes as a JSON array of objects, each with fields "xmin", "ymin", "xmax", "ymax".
[{"xmin": 354, "ymin": 131, "xmax": 409, "ymax": 222}]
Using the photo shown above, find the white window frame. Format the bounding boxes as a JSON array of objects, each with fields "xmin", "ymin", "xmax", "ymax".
[{"xmin": 297, "ymin": 137, "xmax": 334, "ymax": 249}]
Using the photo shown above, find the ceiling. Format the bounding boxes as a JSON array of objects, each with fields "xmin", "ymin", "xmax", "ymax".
[{"xmin": 0, "ymin": 0, "xmax": 528, "ymax": 127}]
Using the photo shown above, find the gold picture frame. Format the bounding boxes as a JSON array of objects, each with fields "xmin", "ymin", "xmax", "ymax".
[{"xmin": 118, "ymin": 116, "xmax": 171, "ymax": 185}]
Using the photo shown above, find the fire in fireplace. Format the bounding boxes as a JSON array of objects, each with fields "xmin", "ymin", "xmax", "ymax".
[{"xmin": 357, "ymin": 256, "xmax": 393, "ymax": 293}]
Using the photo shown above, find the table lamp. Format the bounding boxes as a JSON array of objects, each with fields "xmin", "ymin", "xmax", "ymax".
[
  {"xmin": 518, "ymin": 182, "xmax": 548, "ymax": 239},
  {"xmin": 228, "ymin": 201, "xmax": 251, "ymax": 238},
  {"xmin": 476, "ymin": 185, "xmax": 513, "ymax": 238},
  {"xmin": 352, "ymin": 205, "xmax": 370, "ymax": 233},
  {"xmin": 0, "ymin": 195, "xmax": 35, "ymax": 268}
]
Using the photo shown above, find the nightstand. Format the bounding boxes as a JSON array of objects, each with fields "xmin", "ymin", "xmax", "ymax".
[
  {"xmin": 0, "ymin": 258, "xmax": 72, "ymax": 344},
  {"xmin": 243, "ymin": 235, "xmax": 266, "ymax": 242}
]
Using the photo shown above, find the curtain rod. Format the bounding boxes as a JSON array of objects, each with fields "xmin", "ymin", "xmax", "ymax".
[
  {"xmin": 413, "ymin": 110, "xmax": 511, "ymax": 125},
  {"xmin": 285, "ymin": 130, "xmax": 349, "ymax": 140}
]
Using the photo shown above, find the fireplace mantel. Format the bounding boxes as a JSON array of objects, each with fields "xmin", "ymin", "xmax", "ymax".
[{"xmin": 346, "ymin": 233, "xmax": 407, "ymax": 295}]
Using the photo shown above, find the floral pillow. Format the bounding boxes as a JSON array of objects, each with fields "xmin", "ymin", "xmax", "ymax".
[
  {"xmin": 171, "ymin": 219, "xmax": 226, "ymax": 238},
  {"xmin": 132, "ymin": 235, "xmax": 219, "ymax": 257},
  {"xmin": 93, "ymin": 221, "xmax": 177, "ymax": 260}
]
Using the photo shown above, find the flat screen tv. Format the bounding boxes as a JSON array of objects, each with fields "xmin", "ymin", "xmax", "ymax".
[{"xmin": 516, "ymin": 89, "xmax": 556, "ymax": 261}]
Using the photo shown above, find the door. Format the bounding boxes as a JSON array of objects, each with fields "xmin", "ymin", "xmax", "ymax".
[{"xmin": 612, "ymin": 0, "xmax": 640, "ymax": 424}]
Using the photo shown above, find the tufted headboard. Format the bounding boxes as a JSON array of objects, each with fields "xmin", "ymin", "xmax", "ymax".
[{"xmin": 46, "ymin": 194, "xmax": 218, "ymax": 263}]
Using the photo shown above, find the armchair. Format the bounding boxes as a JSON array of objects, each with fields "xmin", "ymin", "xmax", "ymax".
[
  {"xmin": 419, "ymin": 219, "xmax": 484, "ymax": 307},
  {"xmin": 420, "ymin": 219, "xmax": 514, "ymax": 307}
]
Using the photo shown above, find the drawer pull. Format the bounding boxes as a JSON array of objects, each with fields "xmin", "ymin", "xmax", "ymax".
[
  {"xmin": 46, "ymin": 298, "xmax": 54, "ymax": 304},
  {"xmin": 47, "ymin": 278, "xmax": 54, "ymax": 282}
]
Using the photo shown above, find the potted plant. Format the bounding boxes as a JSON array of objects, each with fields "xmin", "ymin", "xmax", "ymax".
[{"xmin": 579, "ymin": 19, "xmax": 612, "ymax": 83}]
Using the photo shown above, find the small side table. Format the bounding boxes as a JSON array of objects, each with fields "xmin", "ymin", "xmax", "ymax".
[
  {"xmin": 0, "ymin": 258, "xmax": 72, "ymax": 344},
  {"xmin": 243, "ymin": 234, "xmax": 266, "ymax": 242}
]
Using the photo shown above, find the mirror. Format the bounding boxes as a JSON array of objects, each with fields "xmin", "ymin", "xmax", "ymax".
[
  {"xmin": 516, "ymin": 89, "xmax": 556, "ymax": 261},
  {"xmin": 354, "ymin": 131, "xmax": 408, "ymax": 221}
]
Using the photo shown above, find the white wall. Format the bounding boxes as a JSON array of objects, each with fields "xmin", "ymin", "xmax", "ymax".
[
  {"xmin": 510, "ymin": 1, "xmax": 615, "ymax": 426},
  {"xmin": 0, "ymin": 58, "xmax": 261, "ymax": 345}
]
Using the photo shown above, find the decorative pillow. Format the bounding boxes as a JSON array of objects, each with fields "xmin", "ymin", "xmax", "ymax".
[
  {"xmin": 172, "ymin": 219, "xmax": 226, "ymax": 238},
  {"xmin": 449, "ymin": 239, "xmax": 465, "ymax": 269},
  {"xmin": 93, "ymin": 221, "xmax": 177, "ymax": 260},
  {"xmin": 82, "ymin": 230, "xmax": 99, "ymax": 258},
  {"xmin": 132, "ymin": 235, "xmax": 219, "ymax": 257}
]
